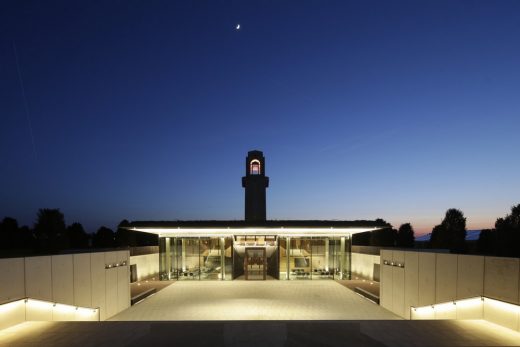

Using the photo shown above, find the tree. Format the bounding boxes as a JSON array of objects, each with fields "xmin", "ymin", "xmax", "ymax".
[
  {"xmin": 115, "ymin": 219, "xmax": 136, "ymax": 247},
  {"xmin": 135, "ymin": 230, "xmax": 158, "ymax": 246},
  {"xmin": 352, "ymin": 231, "xmax": 371, "ymax": 246},
  {"xmin": 429, "ymin": 224, "xmax": 446, "ymax": 249},
  {"xmin": 369, "ymin": 219, "xmax": 397, "ymax": 247},
  {"xmin": 493, "ymin": 204, "xmax": 520, "ymax": 257},
  {"xmin": 93, "ymin": 226, "xmax": 115, "ymax": 248},
  {"xmin": 0, "ymin": 217, "xmax": 34, "ymax": 254},
  {"xmin": 396, "ymin": 223, "xmax": 415, "ymax": 247},
  {"xmin": 430, "ymin": 208, "xmax": 466, "ymax": 253},
  {"xmin": 0, "ymin": 217, "xmax": 18, "ymax": 249},
  {"xmin": 18, "ymin": 225, "xmax": 35, "ymax": 250},
  {"xmin": 477, "ymin": 229, "xmax": 495, "ymax": 255},
  {"xmin": 66, "ymin": 223, "xmax": 89, "ymax": 249},
  {"xmin": 34, "ymin": 209, "xmax": 68, "ymax": 253}
]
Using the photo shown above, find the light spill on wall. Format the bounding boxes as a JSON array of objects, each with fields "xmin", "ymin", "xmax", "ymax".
[
  {"xmin": 411, "ymin": 296, "xmax": 520, "ymax": 331},
  {"xmin": 0, "ymin": 297, "xmax": 99, "ymax": 330}
]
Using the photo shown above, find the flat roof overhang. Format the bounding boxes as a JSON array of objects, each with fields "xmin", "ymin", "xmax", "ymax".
[{"xmin": 127, "ymin": 226, "xmax": 383, "ymax": 238}]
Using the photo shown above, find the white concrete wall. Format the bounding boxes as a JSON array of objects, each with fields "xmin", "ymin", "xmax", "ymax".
[
  {"xmin": 73, "ymin": 253, "xmax": 92, "ymax": 308},
  {"xmin": 381, "ymin": 250, "xmax": 520, "ymax": 332},
  {"xmin": 0, "ymin": 250, "xmax": 130, "ymax": 329},
  {"xmin": 351, "ymin": 252, "xmax": 380, "ymax": 280},
  {"xmin": 1, "ymin": 298, "xmax": 99, "ymax": 327},
  {"xmin": 484, "ymin": 257, "xmax": 519, "ymax": 303},
  {"xmin": 0, "ymin": 300, "xmax": 25, "ymax": 330},
  {"xmin": 483, "ymin": 297, "xmax": 520, "ymax": 331},
  {"xmin": 456, "ymin": 255, "xmax": 484, "ymax": 299},
  {"xmin": 52, "ymin": 255, "xmax": 74, "ymax": 305},
  {"xmin": 435, "ymin": 254, "xmax": 457, "ymax": 303},
  {"xmin": 0, "ymin": 258, "xmax": 25, "ymax": 304},
  {"xmin": 25, "ymin": 256, "xmax": 53, "ymax": 301},
  {"xmin": 403, "ymin": 252, "xmax": 418, "ymax": 319},
  {"xmin": 418, "ymin": 252, "xmax": 436, "ymax": 306},
  {"xmin": 379, "ymin": 250, "xmax": 393, "ymax": 310},
  {"xmin": 391, "ymin": 251, "xmax": 405, "ymax": 318},
  {"xmin": 91, "ymin": 252, "xmax": 107, "ymax": 320},
  {"xmin": 130, "ymin": 253, "xmax": 159, "ymax": 281}
]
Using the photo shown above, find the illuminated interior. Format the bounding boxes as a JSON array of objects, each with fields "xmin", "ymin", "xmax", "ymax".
[
  {"xmin": 250, "ymin": 159, "xmax": 261, "ymax": 175},
  {"xmin": 131, "ymin": 226, "xmax": 380, "ymax": 281}
]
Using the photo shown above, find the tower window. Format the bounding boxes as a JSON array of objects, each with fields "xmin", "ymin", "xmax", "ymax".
[{"xmin": 250, "ymin": 159, "xmax": 261, "ymax": 175}]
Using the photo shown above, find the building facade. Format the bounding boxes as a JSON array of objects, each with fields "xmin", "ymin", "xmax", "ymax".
[{"xmin": 128, "ymin": 151, "xmax": 386, "ymax": 281}]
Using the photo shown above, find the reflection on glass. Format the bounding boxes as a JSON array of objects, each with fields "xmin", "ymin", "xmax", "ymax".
[
  {"xmin": 289, "ymin": 238, "xmax": 311, "ymax": 280},
  {"xmin": 200, "ymin": 238, "xmax": 221, "ymax": 280},
  {"xmin": 223, "ymin": 237, "xmax": 233, "ymax": 280},
  {"xmin": 245, "ymin": 248, "xmax": 265, "ymax": 280},
  {"xmin": 279, "ymin": 237, "xmax": 288, "ymax": 280},
  {"xmin": 177, "ymin": 238, "xmax": 200, "ymax": 280},
  {"xmin": 311, "ymin": 237, "xmax": 333, "ymax": 280}
]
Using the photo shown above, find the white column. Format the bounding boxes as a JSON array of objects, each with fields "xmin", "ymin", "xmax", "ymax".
[
  {"xmin": 325, "ymin": 238, "xmax": 329, "ymax": 271},
  {"xmin": 220, "ymin": 237, "xmax": 225, "ymax": 280},
  {"xmin": 340, "ymin": 237, "xmax": 345, "ymax": 279},
  {"xmin": 286, "ymin": 237, "xmax": 291, "ymax": 280},
  {"xmin": 181, "ymin": 239, "xmax": 186, "ymax": 271},
  {"xmin": 173, "ymin": 237, "xmax": 177, "ymax": 277},
  {"xmin": 165, "ymin": 237, "xmax": 171, "ymax": 280}
]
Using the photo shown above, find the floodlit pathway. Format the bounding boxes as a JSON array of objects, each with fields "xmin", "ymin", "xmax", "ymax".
[{"xmin": 111, "ymin": 280, "xmax": 399, "ymax": 321}]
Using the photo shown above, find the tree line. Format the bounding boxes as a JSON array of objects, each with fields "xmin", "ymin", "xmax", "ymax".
[
  {"xmin": 352, "ymin": 204, "xmax": 520, "ymax": 257},
  {"xmin": 0, "ymin": 208, "xmax": 157, "ymax": 256},
  {"xmin": 3, "ymin": 204, "xmax": 519, "ymax": 257},
  {"xmin": 476, "ymin": 204, "xmax": 520, "ymax": 257},
  {"xmin": 352, "ymin": 220, "xmax": 415, "ymax": 248}
]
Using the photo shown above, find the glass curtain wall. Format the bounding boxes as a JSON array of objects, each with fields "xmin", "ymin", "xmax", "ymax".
[
  {"xmin": 160, "ymin": 235, "xmax": 351, "ymax": 281},
  {"xmin": 159, "ymin": 237, "xmax": 233, "ymax": 281},
  {"xmin": 278, "ymin": 236, "xmax": 351, "ymax": 280},
  {"xmin": 159, "ymin": 237, "xmax": 173, "ymax": 280},
  {"xmin": 223, "ymin": 237, "xmax": 233, "ymax": 280},
  {"xmin": 199, "ymin": 238, "xmax": 221, "ymax": 280},
  {"xmin": 279, "ymin": 237, "xmax": 289, "ymax": 279},
  {"xmin": 289, "ymin": 237, "xmax": 312, "ymax": 279},
  {"xmin": 331, "ymin": 236, "xmax": 352, "ymax": 280},
  {"xmin": 310, "ymin": 237, "xmax": 333, "ymax": 279}
]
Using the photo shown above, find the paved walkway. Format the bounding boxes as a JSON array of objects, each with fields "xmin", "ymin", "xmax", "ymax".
[
  {"xmin": 112, "ymin": 280, "xmax": 398, "ymax": 321},
  {"xmin": 336, "ymin": 279, "xmax": 380, "ymax": 297},
  {"xmin": 130, "ymin": 279, "xmax": 173, "ymax": 298},
  {"xmin": 2, "ymin": 320, "xmax": 520, "ymax": 347}
]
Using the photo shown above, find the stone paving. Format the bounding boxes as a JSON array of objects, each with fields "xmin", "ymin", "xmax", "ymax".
[
  {"xmin": 111, "ymin": 280, "xmax": 399, "ymax": 321},
  {"xmin": 2, "ymin": 320, "xmax": 520, "ymax": 347},
  {"xmin": 4, "ymin": 281, "xmax": 520, "ymax": 346}
]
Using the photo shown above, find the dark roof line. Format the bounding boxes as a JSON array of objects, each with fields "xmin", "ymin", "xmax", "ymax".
[{"xmin": 128, "ymin": 220, "xmax": 390, "ymax": 228}]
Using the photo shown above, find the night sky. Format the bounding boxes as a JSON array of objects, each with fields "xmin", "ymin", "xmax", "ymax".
[{"xmin": 1, "ymin": 1, "xmax": 519, "ymax": 235}]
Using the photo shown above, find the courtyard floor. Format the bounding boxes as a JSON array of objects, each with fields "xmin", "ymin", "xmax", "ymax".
[
  {"xmin": 2, "ymin": 281, "xmax": 520, "ymax": 346},
  {"xmin": 2, "ymin": 320, "xmax": 520, "ymax": 347},
  {"xmin": 111, "ymin": 280, "xmax": 398, "ymax": 321}
]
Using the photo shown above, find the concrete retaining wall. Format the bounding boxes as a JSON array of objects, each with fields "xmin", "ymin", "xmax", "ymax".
[
  {"xmin": 130, "ymin": 253, "xmax": 159, "ymax": 281},
  {"xmin": 380, "ymin": 250, "xmax": 520, "ymax": 332},
  {"xmin": 0, "ymin": 250, "xmax": 130, "ymax": 325},
  {"xmin": 351, "ymin": 252, "xmax": 380, "ymax": 280}
]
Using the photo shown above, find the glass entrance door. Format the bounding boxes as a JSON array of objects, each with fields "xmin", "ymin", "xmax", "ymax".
[{"xmin": 244, "ymin": 247, "xmax": 266, "ymax": 280}]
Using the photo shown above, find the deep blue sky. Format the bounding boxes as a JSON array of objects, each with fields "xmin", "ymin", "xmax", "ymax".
[{"xmin": 1, "ymin": 1, "xmax": 519, "ymax": 235}]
